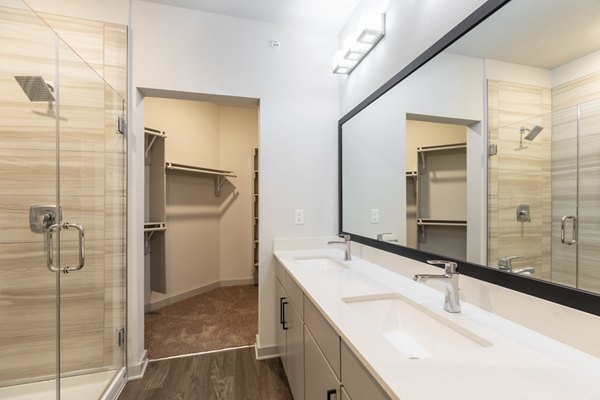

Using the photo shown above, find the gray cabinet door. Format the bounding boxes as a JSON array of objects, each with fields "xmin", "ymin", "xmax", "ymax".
[
  {"xmin": 276, "ymin": 279, "xmax": 287, "ymax": 371},
  {"xmin": 287, "ymin": 302, "xmax": 305, "ymax": 400},
  {"xmin": 305, "ymin": 326, "xmax": 340, "ymax": 400}
]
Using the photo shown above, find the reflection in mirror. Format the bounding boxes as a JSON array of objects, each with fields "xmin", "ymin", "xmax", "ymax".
[{"xmin": 340, "ymin": 0, "xmax": 600, "ymax": 295}]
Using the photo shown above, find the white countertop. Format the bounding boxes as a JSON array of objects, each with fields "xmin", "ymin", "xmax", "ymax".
[{"xmin": 274, "ymin": 248, "xmax": 600, "ymax": 400}]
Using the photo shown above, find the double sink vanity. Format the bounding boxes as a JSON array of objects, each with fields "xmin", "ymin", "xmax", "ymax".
[{"xmin": 273, "ymin": 239, "xmax": 600, "ymax": 400}]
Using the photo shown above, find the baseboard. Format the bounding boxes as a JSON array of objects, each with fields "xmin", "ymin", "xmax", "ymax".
[
  {"xmin": 148, "ymin": 279, "xmax": 255, "ymax": 312},
  {"xmin": 100, "ymin": 367, "xmax": 127, "ymax": 400},
  {"xmin": 254, "ymin": 334, "xmax": 280, "ymax": 360},
  {"xmin": 127, "ymin": 350, "xmax": 148, "ymax": 381},
  {"xmin": 221, "ymin": 278, "xmax": 255, "ymax": 287}
]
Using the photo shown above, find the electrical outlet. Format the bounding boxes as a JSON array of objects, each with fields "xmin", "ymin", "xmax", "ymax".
[
  {"xmin": 370, "ymin": 208, "xmax": 380, "ymax": 223},
  {"xmin": 294, "ymin": 209, "xmax": 304, "ymax": 225}
]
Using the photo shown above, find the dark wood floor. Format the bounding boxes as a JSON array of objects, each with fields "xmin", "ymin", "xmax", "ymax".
[{"xmin": 118, "ymin": 347, "xmax": 293, "ymax": 400}]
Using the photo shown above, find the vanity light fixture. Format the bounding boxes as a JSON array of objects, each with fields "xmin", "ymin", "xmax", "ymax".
[
  {"xmin": 332, "ymin": 49, "xmax": 358, "ymax": 74},
  {"xmin": 333, "ymin": 12, "xmax": 386, "ymax": 74},
  {"xmin": 356, "ymin": 13, "xmax": 385, "ymax": 45},
  {"xmin": 342, "ymin": 33, "xmax": 370, "ymax": 61}
]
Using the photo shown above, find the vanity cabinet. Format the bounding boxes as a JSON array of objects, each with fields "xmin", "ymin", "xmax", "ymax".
[
  {"xmin": 340, "ymin": 386, "xmax": 352, "ymax": 400},
  {"xmin": 276, "ymin": 270, "xmax": 304, "ymax": 400},
  {"xmin": 275, "ymin": 259, "xmax": 391, "ymax": 400},
  {"xmin": 341, "ymin": 341, "xmax": 390, "ymax": 400},
  {"xmin": 304, "ymin": 326, "xmax": 340, "ymax": 400}
]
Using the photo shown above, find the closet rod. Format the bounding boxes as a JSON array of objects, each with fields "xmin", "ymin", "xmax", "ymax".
[
  {"xmin": 144, "ymin": 127, "xmax": 167, "ymax": 137},
  {"xmin": 165, "ymin": 162, "xmax": 236, "ymax": 177},
  {"xmin": 144, "ymin": 226, "xmax": 167, "ymax": 232}
]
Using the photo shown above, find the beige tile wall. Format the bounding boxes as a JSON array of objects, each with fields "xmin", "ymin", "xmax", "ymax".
[
  {"xmin": 0, "ymin": 6, "xmax": 127, "ymax": 386},
  {"xmin": 487, "ymin": 80, "xmax": 552, "ymax": 279}
]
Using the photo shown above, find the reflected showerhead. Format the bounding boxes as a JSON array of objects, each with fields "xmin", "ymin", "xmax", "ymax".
[
  {"xmin": 520, "ymin": 125, "xmax": 544, "ymax": 141},
  {"xmin": 14, "ymin": 76, "xmax": 55, "ymax": 102}
]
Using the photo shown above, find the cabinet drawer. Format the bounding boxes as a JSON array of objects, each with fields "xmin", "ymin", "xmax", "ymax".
[
  {"xmin": 341, "ymin": 341, "xmax": 391, "ymax": 400},
  {"xmin": 341, "ymin": 386, "xmax": 352, "ymax": 400},
  {"xmin": 276, "ymin": 259, "xmax": 287, "ymax": 286},
  {"xmin": 305, "ymin": 326, "xmax": 340, "ymax": 400},
  {"xmin": 286, "ymin": 274, "xmax": 304, "ymax": 318},
  {"xmin": 305, "ymin": 297, "xmax": 340, "ymax": 378}
]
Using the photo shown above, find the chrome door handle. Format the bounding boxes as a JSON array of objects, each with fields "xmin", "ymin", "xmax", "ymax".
[
  {"xmin": 560, "ymin": 215, "xmax": 577, "ymax": 246},
  {"xmin": 46, "ymin": 222, "xmax": 86, "ymax": 273}
]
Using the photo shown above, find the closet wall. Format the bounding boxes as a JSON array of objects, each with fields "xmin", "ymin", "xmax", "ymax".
[{"xmin": 144, "ymin": 97, "xmax": 258, "ymax": 308}]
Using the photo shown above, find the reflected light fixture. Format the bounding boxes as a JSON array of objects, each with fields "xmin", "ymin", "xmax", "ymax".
[{"xmin": 333, "ymin": 12, "xmax": 385, "ymax": 74}]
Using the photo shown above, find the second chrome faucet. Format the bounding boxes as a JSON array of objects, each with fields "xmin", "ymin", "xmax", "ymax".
[{"xmin": 414, "ymin": 260, "xmax": 461, "ymax": 313}]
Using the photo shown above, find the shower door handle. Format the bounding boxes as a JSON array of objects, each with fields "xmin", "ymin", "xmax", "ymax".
[
  {"xmin": 46, "ymin": 222, "xmax": 86, "ymax": 273},
  {"xmin": 560, "ymin": 215, "xmax": 577, "ymax": 246}
]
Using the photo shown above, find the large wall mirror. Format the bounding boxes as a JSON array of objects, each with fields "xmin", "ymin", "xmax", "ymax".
[{"xmin": 340, "ymin": 0, "xmax": 600, "ymax": 315}]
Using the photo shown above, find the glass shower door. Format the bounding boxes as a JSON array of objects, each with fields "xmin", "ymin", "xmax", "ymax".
[
  {"xmin": 551, "ymin": 105, "xmax": 579, "ymax": 287},
  {"xmin": 576, "ymin": 98, "xmax": 600, "ymax": 293},
  {"xmin": 56, "ymin": 36, "xmax": 127, "ymax": 399},
  {"xmin": 0, "ymin": 1, "xmax": 60, "ymax": 397},
  {"xmin": 0, "ymin": 1, "xmax": 127, "ymax": 399}
]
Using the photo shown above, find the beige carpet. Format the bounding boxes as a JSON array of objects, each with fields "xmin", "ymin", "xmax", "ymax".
[{"xmin": 145, "ymin": 285, "xmax": 258, "ymax": 359}]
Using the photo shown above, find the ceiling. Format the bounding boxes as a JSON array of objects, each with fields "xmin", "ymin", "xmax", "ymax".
[
  {"xmin": 447, "ymin": 0, "xmax": 600, "ymax": 69},
  {"xmin": 142, "ymin": 0, "xmax": 361, "ymax": 35}
]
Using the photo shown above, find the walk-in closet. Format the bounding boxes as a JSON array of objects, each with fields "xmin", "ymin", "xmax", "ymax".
[
  {"xmin": 143, "ymin": 95, "xmax": 259, "ymax": 359},
  {"xmin": 406, "ymin": 119, "xmax": 467, "ymax": 260}
]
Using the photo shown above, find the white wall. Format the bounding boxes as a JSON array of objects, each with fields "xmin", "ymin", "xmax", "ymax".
[
  {"xmin": 551, "ymin": 48, "xmax": 600, "ymax": 88},
  {"xmin": 130, "ymin": 0, "xmax": 339, "ymax": 359},
  {"xmin": 485, "ymin": 59, "xmax": 551, "ymax": 88},
  {"xmin": 338, "ymin": 0, "xmax": 486, "ymax": 115},
  {"xmin": 218, "ymin": 105, "xmax": 259, "ymax": 282},
  {"xmin": 342, "ymin": 96, "xmax": 406, "ymax": 243},
  {"xmin": 25, "ymin": 0, "xmax": 128, "ymax": 24}
]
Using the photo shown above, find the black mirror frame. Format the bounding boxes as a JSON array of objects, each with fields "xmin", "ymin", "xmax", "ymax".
[{"xmin": 338, "ymin": 0, "xmax": 600, "ymax": 317}]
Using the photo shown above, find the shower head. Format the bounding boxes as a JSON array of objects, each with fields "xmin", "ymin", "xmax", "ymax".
[
  {"xmin": 14, "ymin": 76, "xmax": 55, "ymax": 102},
  {"xmin": 520, "ymin": 125, "xmax": 544, "ymax": 141}
]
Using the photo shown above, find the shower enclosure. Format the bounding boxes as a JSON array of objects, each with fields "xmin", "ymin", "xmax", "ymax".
[
  {"xmin": 488, "ymin": 80, "xmax": 600, "ymax": 294},
  {"xmin": 0, "ymin": 1, "xmax": 127, "ymax": 399}
]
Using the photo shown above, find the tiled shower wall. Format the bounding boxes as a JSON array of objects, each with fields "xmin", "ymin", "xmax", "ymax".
[
  {"xmin": 551, "ymin": 72, "xmax": 600, "ymax": 293},
  {"xmin": 487, "ymin": 80, "xmax": 552, "ymax": 279},
  {"xmin": 0, "ymin": 6, "xmax": 127, "ymax": 386}
]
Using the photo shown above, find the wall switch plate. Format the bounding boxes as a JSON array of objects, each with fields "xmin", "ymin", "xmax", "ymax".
[
  {"xmin": 370, "ymin": 208, "xmax": 380, "ymax": 223},
  {"xmin": 294, "ymin": 209, "xmax": 304, "ymax": 225}
]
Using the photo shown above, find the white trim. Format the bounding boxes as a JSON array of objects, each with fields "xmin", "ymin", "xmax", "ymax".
[
  {"xmin": 147, "ymin": 279, "xmax": 255, "ymax": 312},
  {"xmin": 126, "ymin": 350, "xmax": 148, "ymax": 381},
  {"xmin": 254, "ymin": 334, "xmax": 280, "ymax": 360},
  {"xmin": 99, "ymin": 367, "xmax": 127, "ymax": 400},
  {"xmin": 151, "ymin": 344, "xmax": 255, "ymax": 362}
]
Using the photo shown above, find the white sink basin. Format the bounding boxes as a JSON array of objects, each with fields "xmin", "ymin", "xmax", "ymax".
[
  {"xmin": 343, "ymin": 293, "xmax": 492, "ymax": 360},
  {"xmin": 294, "ymin": 256, "xmax": 348, "ymax": 270}
]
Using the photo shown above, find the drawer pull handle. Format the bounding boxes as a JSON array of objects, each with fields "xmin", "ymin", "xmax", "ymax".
[
  {"xmin": 281, "ymin": 299, "xmax": 288, "ymax": 330},
  {"xmin": 326, "ymin": 389, "xmax": 337, "ymax": 400}
]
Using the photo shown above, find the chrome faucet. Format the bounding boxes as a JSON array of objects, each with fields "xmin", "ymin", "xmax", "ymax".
[
  {"xmin": 376, "ymin": 232, "xmax": 398, "ymax": 242},
  {"xmin": 328, "ymin": 234, "xmax": 351, "ymax": 261},
  {"xmin": 498, "ymin": 256, "xmax": 535, "ymax": 275},
  {"xmin": 376, "ymin": 232, "xmax": 390, "ymax": 240},
  {"xmin": 414, "ymin": 260, "xmax": 461, "ymax": 313}
]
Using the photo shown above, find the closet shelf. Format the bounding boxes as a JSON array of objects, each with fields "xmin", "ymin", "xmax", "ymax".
[
  {"xmin": 418, "ymin": 142, "xmax": 466, "ymax": 171},
  {"xmin": 165, "ymin": 162, "xmax": 236, "ymax": 197},
  {"xmin": 144, "ymin": 222, "xmax": 166, "ymax": 246},
  {"xmin": 416, "ymin": 219, "xmax": 467, "ymax": 227},
  {"xmin": 417, "ymin": 219, "xmax": 467, "ymax": 244},
  {"xmin": 417, "ymin": 143, "xmax": 466, "ymax": 153},
  {"xmin": 144, "ymin": 127, "xmax": 167, "ymax": 159}
]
